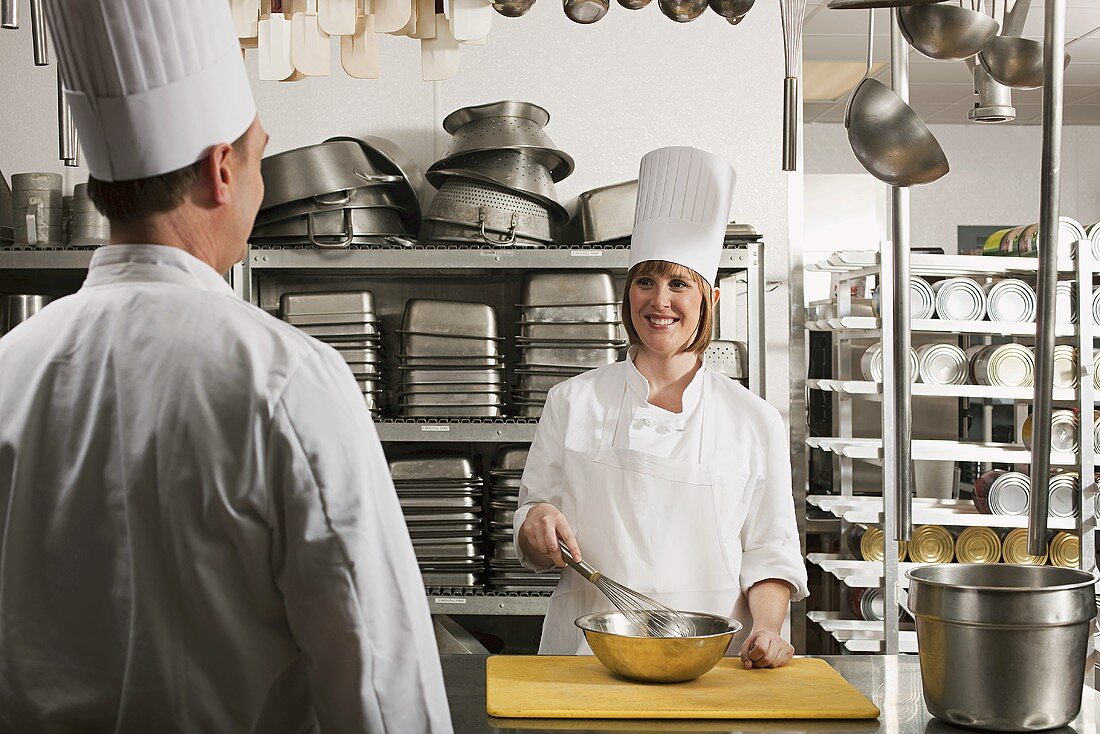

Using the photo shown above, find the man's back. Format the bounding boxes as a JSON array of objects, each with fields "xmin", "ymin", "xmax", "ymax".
[{"xmin": 0, "ymin": 245, "xmax": 451, "ymax": 733}]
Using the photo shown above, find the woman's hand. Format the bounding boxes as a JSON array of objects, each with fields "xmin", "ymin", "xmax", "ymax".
[
  {"xmin": 738, "ymin": 629, "xmax": 795, "ymax": 669},
  {"xmin": 517, "ymin": 503, "xmax": 581, "ymax": 568}
]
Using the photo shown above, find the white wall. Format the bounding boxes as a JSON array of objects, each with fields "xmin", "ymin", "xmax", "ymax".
[
  {"xmin": 805, "ymin": 122, "xmax": 1100, "ymax": 253},
  {"xmin": 0, "ymin": 0, "xmax": 797, "ymax": 416}
]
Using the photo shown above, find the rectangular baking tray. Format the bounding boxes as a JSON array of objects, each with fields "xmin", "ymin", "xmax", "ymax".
[
  {"xmin": 399, "ymin": 332, "xmax": 503, "ymax": 358},
  {"xmin": 388, "ymin": 454, "xmax": 477, "ymax": 481},
  {"xmin": 400, "ymin": 368, "xmax": 504, "ymax": 384},
  {"xmin": 520, "ymin": 271, "xmax": 617, "ymax": 306},
  {"xmin": 400, "ymin": 405, "xmax": 505, "ymax": 418},
  {"xmin": 280, "ymin": 290, "xmax": 375, "ymax": 316},
  {"xmin": 402, "ymin": 298, "xmax": 499, "ymax": 338},
  {"xmin": 517, "ymin": 304, "xmax": 619, "ymax": 323}
]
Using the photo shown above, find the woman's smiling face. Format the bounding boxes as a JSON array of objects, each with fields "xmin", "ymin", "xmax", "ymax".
[{"xmin": 628, "ymin": 264, "xmax": 706, "ymax": 357}]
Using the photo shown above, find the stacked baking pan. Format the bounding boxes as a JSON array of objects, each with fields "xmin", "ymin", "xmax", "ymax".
[
  {"xmin": 513, "ymin": 271, "xmax": 626, "ymax": 417},
  {"xmin": 487, "ymin": 446, "xmax": 560, "ymax": 592},
  {"xmin": 278, "ymin": 291, "xmax": 386, "ymax": 416},
  {"xmin": 397, "ymin": 299, "xmax": 506, "ymax": 417},
  {"xmin": 253, "ymin": 138, "xmax": 424, "ymax": 248},
  {"xmin": 388, "ymin": 453, "xmax": 485, "ymax": 590},
  {"xmin": 421, "ymin": 101, "xmax": 573, "ymax": 247}
]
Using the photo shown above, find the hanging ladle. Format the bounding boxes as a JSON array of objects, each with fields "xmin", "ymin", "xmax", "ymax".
[
  {"xmin": 845, "ymin": 9, "xmax": 949, "ymax": 187},
  {"xmin": 979, "ymin": 0, "xmax": 1069, "ymax": 90},
  {"xmin": 898, "ymin": 0, "xmax": 999, "ymax": 60}
]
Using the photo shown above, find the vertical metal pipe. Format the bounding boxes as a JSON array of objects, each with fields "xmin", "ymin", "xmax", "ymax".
[
  {"xmin": 1, "ymin": 0, "xmax": 18, "ymax": 29},
  {"xmin": 890, "ymin": 9, "xmax": 913, "ymax": 544},
  {"xmin": 57, "ymin": 69, "xmax": 73, "ymax": 162},
  {"xmin": 783, "ymin": 77, "xmax": 798, "ymax": 172},
  {"xmin": 1027, "ymin": 0, "xmax": 1066, "ymax": 557},
  {"xmin": 30, "ymin": 0, "xmax": 48, "ymax": 65}
]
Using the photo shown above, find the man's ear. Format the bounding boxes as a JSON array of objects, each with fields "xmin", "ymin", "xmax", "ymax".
[{"xmin": 205, "ymin": 143, "xmax": 235, "ymax": 207}]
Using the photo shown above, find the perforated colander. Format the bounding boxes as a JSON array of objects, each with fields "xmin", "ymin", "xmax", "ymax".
[
  {"xmin": 427, "ymin": 149, "xmax": 567, "ymax": 223},
  {"xmin": 422, "ymin": 178, "xmax": 554, "ymax": 245},
  {"xmin": 438, "ymin": 116, "xmax": 575, "ymax": 182}
]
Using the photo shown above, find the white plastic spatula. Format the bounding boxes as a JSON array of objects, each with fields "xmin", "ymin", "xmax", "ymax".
[
  {"xmin": 291, "ymin": 0, "xmax": 331, "ymax": 75},
  {"xmin": 232, "ymin": 0, "xmax": 261, "ymax": 38},
  {"xmin": 392, "ymin": 0, "xmax": 418, "ymax": 37},
  {"xmin": 448, "ymin": 0, "xmax": 490, "ymax": 42},
  {"xmin": 318, "ymin": 0, "xmax": 357, "ymax": 34},
  {"xmin": 420, "ymin": 11, "xmax": 459, "ymax": 81},
  {"xmin": 340, "ymin": 13, "xmax": 380, "ymax": 78},
  {"xmin": 410, "ymin": 0, "xmax": 436, "ymax": 38},
  {"xmin": 258, "ymin": 0, "xmax": 294, "ymax": 80},
  {"xmin": 374, "ymin": 0, "xmax": 412, "ymax": 33}
]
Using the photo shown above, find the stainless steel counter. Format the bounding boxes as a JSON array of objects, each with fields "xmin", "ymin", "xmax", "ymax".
[{"xmin": 441, "ymin": 654, "xmax": 1099, "ymax": 733}]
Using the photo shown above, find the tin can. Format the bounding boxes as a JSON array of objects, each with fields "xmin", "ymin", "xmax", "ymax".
[
  {"xmin": 932, "ymin": 277, "xmax": 987, "ymax": 321},
  {"xmin": 985, "ymin": 279, "xmax": 1037, "ymax": 323},
  {"xmin": 1094, "ymin": 351, "xmax": 1100, "ymax": 391},
  {"xmin": 983, "ymin": 228, "xmax": 1013, "ymax": 256},
  {"xmin": 860, "ymin": 342, "xmax": 919, "ymax": 384},
  {"xmin": 847, "ymin": 587, "xmax": 886, "ymax": 622},
  {"xmin": 1021, "ymin": 410, "xmax": 1080, "ymax": 454},
  {"xmin": 1092, "ymin": 288, "xmax": 1100, "ymax": 326},
  {"xmin": 1056, "ymin": 281, "xmax": 1078, "ymax": 324},
  {"xmin": 1000, "ymin": 226, "xmax": 1027, "ymax": 256},
  {"xmin": 973, "ymin": 470, "xmax": 1030, "ymax": 516},
  {"xmin": 908, "ymin": 525, "xmax": 956, "ymax": 564},
  {"xmin": 970, "ymin": 343, "xmax": 1034, "ymax": 388},
  {"xmin": 1047, "ymin": 472, "xmax": 1080, "ymax": 519},
  {"xmin": 1052, "ymin": 345, "xmax": 1079, "ymax": 390},
  {"xmin": 915, "ymin": 343, "xmax": 969, "ymax": 386},
  {"xmin": 1001, "ymin": 527, "xmax": 1049, "ymax": 565},
  {"xmin": 852, "ymin": 525, "xmax": 908, "ymax": 562},
  {"xmin": 955, "ymin": 526, "xmax": 1003, "ymax": 564},
  {"xmin": 875, "ymin": 277, "xmax": 936, "ymax": 320},
  {"xmin": 1016, "ymin": 223, "xmax": 1041, "ymax": 257},
  {"xmin": 1049, "ymin": 531, "xmax": 1081, "ymax": 569}
]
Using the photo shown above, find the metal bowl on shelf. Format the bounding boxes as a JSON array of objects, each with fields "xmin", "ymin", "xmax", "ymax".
[{"xmin": 575, "ymin": 611, "xmax": 742, "ymax": 683}]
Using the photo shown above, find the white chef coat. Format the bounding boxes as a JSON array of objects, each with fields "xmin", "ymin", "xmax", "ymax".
[
  {"xmin": 0, "ymin": 245, "xmax": 453, "ymax": 734},
  {"xmin": 513, "ymin": 350, "xmax": 809, "ymax": 654}
]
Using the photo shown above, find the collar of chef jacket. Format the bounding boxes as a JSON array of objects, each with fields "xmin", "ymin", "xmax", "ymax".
[
  {"xmin": 623, "ymin": 345, "xmax": 706, "ymax": 425},
  {"xmin": 82, "ymin": 244, "xmax": 235, "ymax": 296}
]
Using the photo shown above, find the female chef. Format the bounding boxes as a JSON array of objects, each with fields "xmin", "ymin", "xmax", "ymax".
[{"xmin": 514, "ymin": 146, "xmax": 808, "ymax": 668}]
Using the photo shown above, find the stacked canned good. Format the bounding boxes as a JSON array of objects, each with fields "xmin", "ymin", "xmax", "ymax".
[
  {"xmin": 486, "ymin": 446, "xmax": 561, "ymax": 592},
  {"xmin": 973, "ymin": 469, "xmax": 1080, "ymax": 519},
  {"xmin": 954, "ymin": 526, "xmax": 1003, "ymax": 564},
  {"xmin": 848, "ymin": 522, "xmax": 1081, "ymax": 569},
  {"xmin": 846, "ymin": 587, "xmax": 886, "ymax": 622},
  {"xmin": 1021, "ymin": 410, "xmax": 1081, "ymax": 454},
  {"xmin": 982, "ymin": 217, "xmax": 1085, "ymax": 260},
  {"xmin": 966, "ymin": 343, "xmax": 1036, "ymax": 388},
  {"xmin": 846, "ymin": 524, "xmax": 908, "ymax": 563}
]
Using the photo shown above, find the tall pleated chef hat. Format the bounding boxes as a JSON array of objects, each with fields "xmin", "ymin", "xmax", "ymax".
[
  {"xmin": 43, "ymin": 0, "xmax": 256, "ymax": 183},
  {"xmin": 629, "ymin": 146, "xmax": 737, "ymax": 287}
]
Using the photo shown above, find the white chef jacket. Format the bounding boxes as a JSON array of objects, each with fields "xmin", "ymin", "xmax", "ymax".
[
  {"xmin": 513, "ymin": 351, "xmax": 809, "ymax": 650},
  {"xmin": 0, "ymin": 245, "xmax": 452, "ymax": 734}
]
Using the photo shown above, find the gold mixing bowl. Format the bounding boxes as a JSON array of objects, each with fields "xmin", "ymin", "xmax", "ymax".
[{"xmin": 575, "ymin": 611, "xmax": 742, "ymax": 683}]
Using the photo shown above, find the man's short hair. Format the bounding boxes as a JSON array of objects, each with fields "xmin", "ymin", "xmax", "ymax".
[{"xmin": 88, "ymin": 131, "xmax": 250, "ymax": 224}]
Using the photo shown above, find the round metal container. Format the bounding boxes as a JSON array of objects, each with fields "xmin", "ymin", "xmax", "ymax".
[
  {"xmin": 999, "ymin": 225, "xmax": 1026, "ymax": 256},
  {"xmin": 1049, "ymin": 531, "xmax": 1081, "ymax": 569},
  {"xmin": 984, "ymin": 278, "xmax": 1036, "ymax": 323},
  {"xmin": 954, "ymin": 526, "xmax": 1002, "ymax": 564},
  {"xmin": 982, "ymin": 228, "xmax": 1012, "ymax": 256},
  {"xmin": 1021, "ymin": 410, "xmax": 1079, "ymax": 454},
  {"xmin": 907, "ymin": 525, "xmax": 955, "ymax": 564},
  {"xmin": 1094, "ymin": 350, "xmax": 1100, "ymax": 391},
  {"xmin": 907, "ymin": 564, "xmax": 1097, "ymax": 731},
  {"xmin": 847, "ymin": 587, "xmax": 885, "ymax": 621},
  {"xmin": 970, "ymin": 343, "xmax": 1034, "ymax": 387},
  {"xmin": 1056, "ymin": 281, "xmax": 1078, "ymax": 324},
  {"xmin": 871, "ymin": 276, "xmax": 935, "ymax": 320},
  {"xmin": 915, "ymin": 343, "xmax": 968, "ymax": 386},
  {"xmin": 932, "ymin": 277, "xmax": 986, "ymax": 321},
  {"xmin": 1047, "ymin": 472, "xmax": 1080, "ymax": 519},
  {"xmin": 860, "ymin": 342, "xmax": 919, "ymax": 384},
  {"xmin": 1092, "ymin": 288, "xmax": 1100, "ymax": 326},
  {"xmin": 1, "ymin": 294, "xmax": 51, "ymax": 333},
  {"xmin": 973, "ymin": 469, "xmax": 1030, "ymax": 516},
  {"xmin": 1052, "ymin": 345, "xmax": 1079, "ymax": 389},
  {"xmin": 853, "ymin": 525, "xmax": 908, "ymax": 563},
  {"xmin": 1001, "ymin": 527, "xmax": 1049, "ymax": 565}
]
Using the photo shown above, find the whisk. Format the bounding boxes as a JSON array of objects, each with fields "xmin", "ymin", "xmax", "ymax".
[
  {"xmin": 558, "ymin": 541, "xmax": 697, "ymax": 638},
  {"xmin": 780, "ymin": 0, "xmax": 808, "ymax": 171}
]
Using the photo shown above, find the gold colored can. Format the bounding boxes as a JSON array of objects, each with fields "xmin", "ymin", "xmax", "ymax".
[
  {"xmin": 1049, "ymin": 532, "xmax": 1081, "ymax": 569},
  {"xmin": 1001, "ymin": 527, "xmax": 1049, "ymax": 565},
  {"xmin": 908, "ymin": 525, "xmax": 956, "ymax": 564},
  {"xmin": 955, "ymin": 526, "xmax": 1002, "ymax": 564},
  {"xmin": 858, "ymin": 526, "xmax": 909, "ymax": 563}
]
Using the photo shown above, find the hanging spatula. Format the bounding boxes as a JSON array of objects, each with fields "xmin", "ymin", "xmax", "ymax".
[
  {"xmin": 448, "ymin": 0, "xmax": 491, "ymax": 42},
  {"xmin": 421, "ymin": 5, "xmax": 460, "ymax": 80},
  {"xmin": 232, "ymin": 0, "xmax": 261, "ymax": 38},
  {"xmin": 318, "ymin": 0, "xmax": 358, "ymax": 34},
  {"xmin": 411, "ymin": 0, "xmax": 436, "ymax": 37},
  {"xmin": 258, "ymin": 0, "xmax": 295, "ymax": 80},
  {"xmin": 340, "ymin": 12, "xmax": 381, "ymax": 78},
  {"xmin": 375, "ymin": 0, "xmax": 413, "ymax": 33},
  {"xmin": 291, "ymin": 0, "xmax": 331, "ymax": 75},
  {"xmin": 392, "ymin": 0, "xmax": 419, "ymax": 37}
]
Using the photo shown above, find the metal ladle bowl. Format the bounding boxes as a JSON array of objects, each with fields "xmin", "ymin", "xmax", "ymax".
[
  {"xmin": 617, "ymin": 0, "xmax": 651, "ymax": 10},
  {"xmin": 709, "ymin": 0, "xmax": 753, "ymax": 19},
  {"xmin": 980, "ymin": 36, "xmax": 1070, "ymax": 90},
  {"xmin": 897, "ymin": 2, "xmax": 999, "ymax": 60},
  {"xmin": 658, "ymin": 0, "xmax": 708, "ymax": 22},
  {"xmin": 845, "ymin": 10, "xmax": 949, "ymax": 187}
]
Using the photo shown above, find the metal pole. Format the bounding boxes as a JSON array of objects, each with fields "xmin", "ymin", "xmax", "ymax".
[
  {"xmin": 57, "ymin": 69, "xmax": 73, "ymax": 163},
  {"xmin": 1027, "ymin": 0, "xmax": 1065, "ymax": 557}
]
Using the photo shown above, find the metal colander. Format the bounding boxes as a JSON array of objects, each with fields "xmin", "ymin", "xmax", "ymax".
[
  {"xmin": 421, "ymin": 178, "xmax": 554, "ymax": 246},
  {"xmin": 427, "ymin": 149, "xmax": 567, "ymax": 223},
  {"xmin": 437, "ymin": 116, "xmax": 574, "ymax": 182}
]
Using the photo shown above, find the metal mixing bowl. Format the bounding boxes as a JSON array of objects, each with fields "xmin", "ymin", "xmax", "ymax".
[{"xmin": 575, "ymin": 611, "xmax": 741, "ymax": 683}]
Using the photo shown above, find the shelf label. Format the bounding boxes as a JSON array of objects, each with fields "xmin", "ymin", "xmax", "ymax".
[
  {"xmin": 421, "ymin": 425, "xmax": 450, "ymax": 432},
  {"xmin": 434, "ymin": 598, "xmax": 467, "ymax": 605},
  {"xmin": 570, "ymin": 250, "xmax": 603, "ymax": 258},
  {"xmin": 481, "ymin": 249, "xmax": 515, "ymax": 257}
]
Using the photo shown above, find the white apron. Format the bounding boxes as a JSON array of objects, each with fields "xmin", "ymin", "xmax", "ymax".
[{"xmin": 538, "ymin": 378, "xmax": 750, "ymax": 655}]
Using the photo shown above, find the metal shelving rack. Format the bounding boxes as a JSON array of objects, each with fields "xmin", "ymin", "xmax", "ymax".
[
  {"xmin": 2, "ymin": 239, "xmax": 767, "ymax": 618},
  {"xmin": 803, "ymin": 244, "xmax": 1099, "ymax": 654}
]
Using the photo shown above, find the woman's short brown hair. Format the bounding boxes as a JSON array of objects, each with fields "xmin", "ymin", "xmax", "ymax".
[{"xmin": 622, "ymin": 260, "xmax": 715, "ymax": 355}]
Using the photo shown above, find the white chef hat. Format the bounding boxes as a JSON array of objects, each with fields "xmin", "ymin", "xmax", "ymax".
[
  {"xmin": 629, "ymin": 146, "xmax": 737, "ymax": 287},
  {"xmin": 43, "ymin": 0, "xmax": 256, "ymax": 183}
]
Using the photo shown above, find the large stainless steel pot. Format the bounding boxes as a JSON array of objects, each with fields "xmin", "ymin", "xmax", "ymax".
[
  {"xmin": 907, "ymin": 564, "xmax": 1098, "ymax": 731},
  {"xmin": 324, "ymin": 135, "xmax": 427, "ymax": 233},
  {"xmin": 260, "ymin": 141, "xmax": 403, "ymax": 210}
]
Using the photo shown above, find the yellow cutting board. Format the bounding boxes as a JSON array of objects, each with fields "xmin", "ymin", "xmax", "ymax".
[{"xmin": 485, "ymin": 656, "xmax": 881, "ymax": 720}]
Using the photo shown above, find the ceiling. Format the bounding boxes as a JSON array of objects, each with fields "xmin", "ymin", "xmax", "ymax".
[{"xmin": 802, "ymin": 0, "xmax": 1100, "ymax": 125}]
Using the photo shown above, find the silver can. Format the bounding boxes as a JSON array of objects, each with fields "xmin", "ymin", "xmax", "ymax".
[
  {"xmin": 932, "ymin": 277, "xmax": 986, "ymax": 321},
  {"xmin": 860, "ymin": 342, "xmax": 919, "ymax": 384},
  {"xmin": 1022, "ymin": 410, "xmax": 1080, "ymax": 454},
  {"xmin": 985, "ymin": 279, "xmax": 1036, "ymax": 323},
  {"xmin": 1056, "ymin": 280, "xmax": 1077, "ymax": 324},
  {"xmin": 1047, "ymin": 472, "xmax": 1080, "ymax": 519},
  {"xmin": 970, "ymin": 343, "xmax": 1035, "ymax": 387},
  {"xmin": 1052, "ymin": 345, "xmax": 1079, "ymax": 390},
  {"xmin": 973, "ymin": 470, "xmax": 1031, "ymax": 516},
  {"xmin": 872, "ymin": 276, "xmax": 935, "ymax": 320},
  {"xmin": 1093, "ymin": 288, "xmax": 1100, "ymax": 326},
  {"xmin": 915, "ymin": 343, "xmax": 968, "ymax": 386}
]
